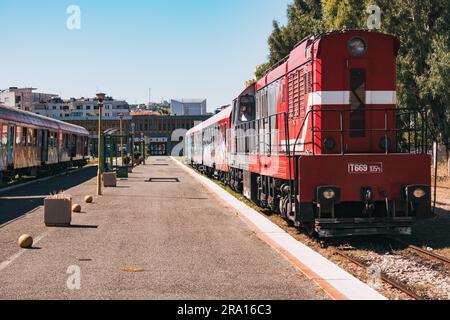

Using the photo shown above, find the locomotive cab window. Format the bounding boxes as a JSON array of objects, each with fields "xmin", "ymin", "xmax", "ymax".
[{"xmin": 238, "ymin": 95, "xmax": 255, "ymax": 123}]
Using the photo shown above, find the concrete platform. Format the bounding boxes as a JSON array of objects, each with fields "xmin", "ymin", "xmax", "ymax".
[
  {"xmin": 173, "ymin": 158, "xmax": 387, "ymax": 301},
  {"xmin": 0, "ymin": 158, "xmax": 328, "ymax": 300}
]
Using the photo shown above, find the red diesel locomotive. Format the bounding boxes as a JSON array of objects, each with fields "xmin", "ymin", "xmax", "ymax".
[
  {"xmin": 0, "ymin": 105, "xmax": 89, "ymax": 182},
  {"xmin": 186, "ymin": 30, "xmax": 432, "ymax": 238}
]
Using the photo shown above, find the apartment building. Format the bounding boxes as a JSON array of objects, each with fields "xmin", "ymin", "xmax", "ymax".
[{"xmin": 0, "ymin": 87, "xmax": 57, "ymax": 111}]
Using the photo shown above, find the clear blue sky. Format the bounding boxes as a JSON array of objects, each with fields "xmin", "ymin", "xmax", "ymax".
[{"xmin": 0, "ymin": 0, "xmax": 290, "ymax": 111}]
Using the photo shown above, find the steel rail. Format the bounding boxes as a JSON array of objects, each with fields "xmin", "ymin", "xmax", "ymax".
[
  {"xmin": 388, "ymin": 237, "xmax": 450, "ymax": 267},
  {"xmin": 333, "ymin": 249, "xmax": 425, "ymax": 300}
]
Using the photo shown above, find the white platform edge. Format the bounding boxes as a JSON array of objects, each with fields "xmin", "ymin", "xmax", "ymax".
[{"xmin": 171, "ymin": 157, "xmax": 387, "ymax": 301}]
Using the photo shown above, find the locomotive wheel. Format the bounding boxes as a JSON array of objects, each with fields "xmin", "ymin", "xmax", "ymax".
[
  {"xmin": 285, "ymin": 200, "xmax": 293, "ymax": 220},
  {"xmin": 279, "ymin": 197, "xmax": 286, "ymax": 217},
  {"xmin": 280, "ymin": 197, "xmax": 288, "ymax": 218}
]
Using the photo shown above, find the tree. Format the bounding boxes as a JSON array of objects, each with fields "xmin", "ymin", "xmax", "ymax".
[
  {"xmin": 419, "ymin": 35, "xmax": 450, "ymax": 155},
  {"xmin": 322, "ymin": 0, "xmax": 366, "ymax": 30},
  {"xmin": 256, "ymin": 0, "xmax": 450, "ymax": 154},
  {"xmin": 382, "ymin": 0, "xmax": 449, "ymax": 153},
  {"xmin": 254, "ymin": 63, "xmax": 271, "ymax": 80},
  {"xmin": 261, "ymin": 0, "xmax": 323, "ymax": 75}
]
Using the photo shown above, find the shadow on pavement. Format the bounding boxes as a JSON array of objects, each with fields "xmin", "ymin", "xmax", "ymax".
[
  {"xmin": 65, "ymin": 225, "xmax": 98, "ymax": 229},
  {"xmin": 0, "ymin": 167, "xmax": 97, "ymax": 226},
  {"xmin": 409, "ymin": 207, "xmax": 450, "ymax": 250}
]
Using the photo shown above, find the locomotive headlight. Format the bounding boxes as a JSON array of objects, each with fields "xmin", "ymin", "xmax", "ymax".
[
  {"xmin": 318, "ymin": 186, "xmax": 341, "ymax": 204},
  {"xmin": 348, "ymin": 37, "xmax": 367, "ymax": 57},
  {"xmin": 323, "ymin": 189, "xmax": 336, "ymax": 200},
  {"xmin": 413, "ymin": 188, "xmax": 426, "ymax": 199},
  {"xmin": 406, "ymin": 185, "xmax": 430, "ymax": 203}
]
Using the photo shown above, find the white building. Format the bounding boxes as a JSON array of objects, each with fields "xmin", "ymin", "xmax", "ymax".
[
  {"xmin": 170, "ymin": 99, "xmax": 207, "ymax": 116},
  {"xmin": 0, "ymin": 87, "xmax": 57, "ymax": 111},
  {"xmin": 32, "ymin": 97, "xmax": 130, "ymax": 120}
]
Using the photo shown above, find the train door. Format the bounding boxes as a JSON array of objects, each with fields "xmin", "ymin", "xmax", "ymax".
[
  {"xmin": 345, "ymin": 60, "xmax": 372, "ymax": 153},
  {"xmin": 71, "ymin": 135, "xmax": 77, "ymax": 158},
  {"xmin": 7, "ymin": 125, "xmax": 14, "ymax": 166},
  {"xmin": 0, "ymin": 124, "xmax": 5, "ymax": 170},
  {"xmin": 41, "ymin": 130, "xmax": 48, "ymax": 162}
]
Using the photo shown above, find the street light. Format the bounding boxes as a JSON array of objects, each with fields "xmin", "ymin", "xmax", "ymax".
[
  {"xmin": 141, "ymin": 132, "xmax": 145, "ymax": 165},
  {"xmin": 96, "ymin": 92, "xmax": 106, "ymax": 196},
  {"xmin": 131, "ymin": 122, "xmax": 135, "ymax": 167},
  {"xmin": 118, "ymin": 113, "xmax": 124, "ymax": 164}
]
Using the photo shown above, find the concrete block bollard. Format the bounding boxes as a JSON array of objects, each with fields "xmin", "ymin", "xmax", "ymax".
[
  {"xmin": 44, "ymin": 195, "xmax": 72, "ymax": 227},
  {"xmin": 103, "ymin": 172, "xmax": 117, "ymax": 188}
]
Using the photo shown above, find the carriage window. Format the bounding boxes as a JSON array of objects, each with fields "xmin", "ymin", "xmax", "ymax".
[
  {"xmin": 22, "ymin": 128, "xmax": 28, "ymax": 146},
  {"xmin": 1, "ymin": 125, "xmax": 7, "ymax": 145},
  {"xmin": 64, "ymin": 134, "xmax": 69, "ymax": 149},
  {"xmin": 259, "ymin": 88, "xmax": 268, "ymax": 119},
  {"xmin": 16, "ymin": 127, "xmax": 22, "ymax": 145},
  {"xmin": 33, "ymin": 129, "xmax": 38, "ymax": 147},
  {"xmin": 232, "ymin": 99, "xmax": 238, "ymax": 125},
  {"xmin": 349, "ymin": 68, "xmax": 366, "ymax": 137},
  {"xmin": 268, "ymin": 81, "xmax": 278, "ymax": 117},
  {"xmin": 49, "ymin": 132, "xmax": 55, "ymax": 148},
  {"xmin": 27, "ymin": 128, "xmax": 33, "ymax": 146}
]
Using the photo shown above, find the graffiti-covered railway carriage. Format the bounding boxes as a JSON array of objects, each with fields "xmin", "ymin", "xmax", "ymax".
[
  {"xmin": 0, "ymin": 105, "xmax": 89, "ymax": 182},
  {"xmin": 186, "ymin": 30, "xmax": 432, "ymax": 238}
]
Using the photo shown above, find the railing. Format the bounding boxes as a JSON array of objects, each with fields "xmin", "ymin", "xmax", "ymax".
[
  {"xmin": 234, "ymin": 112, "xmax": 289, "ymax": 157},
  {"xmin": 233, "ymin": 107, "xmax": 429, "ymax": 158},
  {"xmin": 293, "ymin": 107, "xmax": 429, "ymax": 156}
]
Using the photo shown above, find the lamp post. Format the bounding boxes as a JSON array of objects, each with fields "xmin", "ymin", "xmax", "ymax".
[
  {"xmin": 96, "ymin": 93, "xmax": 106, "ymax": 196},
  {"xmin": 141, "ymin": 132, "xmax": 145, "ymax": 165},
  {"xmin": 131, "ymin": 122, "xmax": 135, "ymax": 167},
  {"xmin": 118, "ymin": 113, "xmax": 124, "ymax": 164}
]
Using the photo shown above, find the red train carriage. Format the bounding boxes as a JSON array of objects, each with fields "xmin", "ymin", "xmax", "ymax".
[
  {"xmin": 186, "ymin": 30, "xmax": 432, "ymax": 238},
  {"xmin": 0, "ymin": 105, "xmax": 89, "ymax": 182},
  {"xmin": 186, "ymin": 106, "xmax": 232, "ymax": 182}
]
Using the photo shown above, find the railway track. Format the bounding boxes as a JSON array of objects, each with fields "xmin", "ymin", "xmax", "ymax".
[
  {"xmin": 388, "ymin": 237, "xmax": 450, "ymax": 267},
  {"xmin": 333, "ymin": 249, "xmax": 425, "ymax": 300},
  {"xmin": 329, "ymin": 236, "xmax": 450, "ymax": 300}
]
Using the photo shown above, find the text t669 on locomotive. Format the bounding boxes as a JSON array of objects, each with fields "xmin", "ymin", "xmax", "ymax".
[{"xmin": 186, "ymin": 30, "xmax": 432, "ymax": 238}]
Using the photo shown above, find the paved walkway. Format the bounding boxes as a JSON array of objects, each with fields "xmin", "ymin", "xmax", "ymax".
[{"xmin": 0, "ymin": 157, "xmax": 328, "ymax": 300}]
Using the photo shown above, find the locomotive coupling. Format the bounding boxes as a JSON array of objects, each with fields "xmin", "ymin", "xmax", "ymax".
[{"xmin": 361, "ymin": 187, "xmax": 375, "ymax": 216}]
